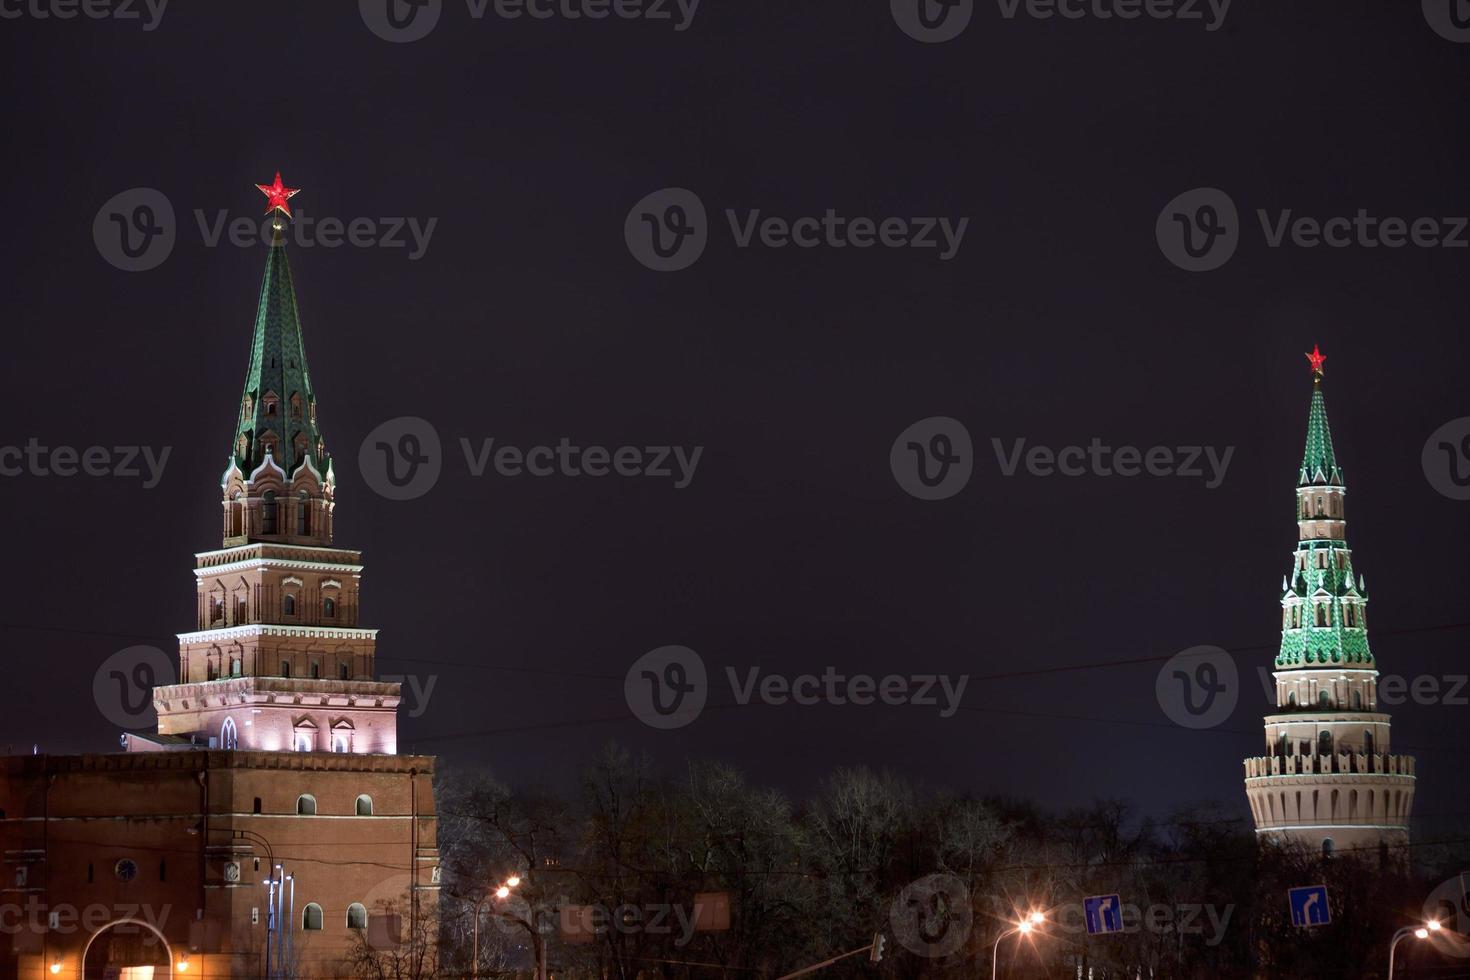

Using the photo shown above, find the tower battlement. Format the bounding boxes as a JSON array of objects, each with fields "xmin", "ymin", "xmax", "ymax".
[{"xmin": 1242, "ymin": 348, "xmax": 1415, "ymax": 856}]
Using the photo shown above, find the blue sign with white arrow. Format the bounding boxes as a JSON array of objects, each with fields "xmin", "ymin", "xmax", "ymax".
[
  {"xmin": 1083, "ymin": 894, "xmax": 1124, "ymax": 935},
  {"xmin": 1289, "ymin": 884, "xmax": 1330, "ymax": 927}
]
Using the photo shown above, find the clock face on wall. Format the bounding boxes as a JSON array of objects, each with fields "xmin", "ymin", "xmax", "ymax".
[{"xmin": 114, "ymin": 859, "xmax": 139, "ymax": 882}]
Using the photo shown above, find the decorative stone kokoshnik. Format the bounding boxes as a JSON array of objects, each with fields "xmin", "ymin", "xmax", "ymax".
[{"xmin": 1243, "ymin": 349, "xmax": 1415, "ymax": 855}]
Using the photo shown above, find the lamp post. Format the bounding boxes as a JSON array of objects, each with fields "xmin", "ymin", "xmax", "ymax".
[
  {"xmin": 992, "ymin": 911, "xmax": 1045, "ymax": 980},
  {"xmin": 1388, "ymin": 919, "xmax": 1441, "ymax": 978},
  {"xmin": 233, "ymin": 830, "xmax": 277, "ymax": 980},
  {"xmin": 470, "ymin": 875, "xmax": 522, "ymax": 980}
]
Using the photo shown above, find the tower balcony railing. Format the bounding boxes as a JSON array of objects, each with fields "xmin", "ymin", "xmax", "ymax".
[{"xmin": 1243, "ymin": 752, "xmax": 1414, "ymax": 779}]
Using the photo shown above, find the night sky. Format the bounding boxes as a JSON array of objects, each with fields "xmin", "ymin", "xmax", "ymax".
[{"xmin": 2, "ymin": 1, "xmax": 1467, "ymax": 835}]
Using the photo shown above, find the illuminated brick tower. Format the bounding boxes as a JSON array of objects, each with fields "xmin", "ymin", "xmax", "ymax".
[
  {"xmin": 130, "ymin": 173, "xmax": 400, "ymax": 756},
  {"xmin": 0, "ymin": 176, "xmax": 437, "ymax": 980},
  {"xmin": 1243, "ymin": 347, "xmax": 1415, "ymax": 856}
]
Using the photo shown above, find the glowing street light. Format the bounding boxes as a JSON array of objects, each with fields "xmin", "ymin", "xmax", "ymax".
[
  {"xmin": 49, "ymin": 960, "xmax": 61, "ymax": 975},
  {"xmin": 992, "ymin": 911, "xmax": 1046, "ymax": 979},
  {"xmin": 1388, "ymin": 920, "xmax": 1444, "ymax": 978},
  {"xmin": 472, "ymin": 874, "xmax": 525, "ymax": 980}
]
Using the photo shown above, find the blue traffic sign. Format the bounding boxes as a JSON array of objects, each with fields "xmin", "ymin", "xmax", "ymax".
[
  {"xmin": 1083, "ymin": 894, "xmax": 1124, "ymax": 936},
  {"xmin": 1289, "ymin": 885, "xmax": 1330, "ymax": 927}
]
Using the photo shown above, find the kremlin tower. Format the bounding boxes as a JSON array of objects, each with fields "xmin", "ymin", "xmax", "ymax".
[
  {"xmin": 0, "ymin": 176, "xmax": 438, "ymax": 980},
  {"xmin": 1243, "ymin": 347, "xmax": 1415, "ymax": 857}
]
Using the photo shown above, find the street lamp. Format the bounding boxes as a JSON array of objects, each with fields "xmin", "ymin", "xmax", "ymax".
[
  {"xmin": 470, "ymin": 874, "xmax": 523, "ymax": 980},
  {"xmin": 1388, "ymin": 919, "xmax": 1442, "ymax": 978},
  {"xmin": 992, "ymin": 911, "xmax": 1045, "ymax": 980}
]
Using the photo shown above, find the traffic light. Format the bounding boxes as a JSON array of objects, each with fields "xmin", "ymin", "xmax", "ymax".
[{"xmin": 870, "ymin": 932, "xmax": 886, "ymax": 963}]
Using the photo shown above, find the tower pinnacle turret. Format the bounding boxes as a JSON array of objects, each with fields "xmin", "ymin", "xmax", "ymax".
[
  {"xmin": 221, "ymin": 174, "xmax": 335, "ymax": 547},
  {"xmin": 1244, "ymin": 349, "xmax": 1415, "ymax": 856}
]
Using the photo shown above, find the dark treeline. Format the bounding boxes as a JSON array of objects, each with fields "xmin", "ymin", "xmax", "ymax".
[{"xmin": 350, "ymin": 745, "xmax": 1470, "ymax": 979}]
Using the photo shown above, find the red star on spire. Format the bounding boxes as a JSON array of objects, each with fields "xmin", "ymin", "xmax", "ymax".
[
  {"xmin": 1305, "ymin": 344, "xmax": 1326, "ymax": 378},
  {"xmin": 255, "ymin": 171, "xmax": 301, "ymax": 218}
]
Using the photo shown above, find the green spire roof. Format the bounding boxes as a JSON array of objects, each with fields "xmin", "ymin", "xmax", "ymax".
[
  {"xmin": 229, "ymin": 237, "xmax": 329, "ymax": 478},
  {"xmin": 1297, "ymin": 382, "xmax": 1342, "ymax": 487}
]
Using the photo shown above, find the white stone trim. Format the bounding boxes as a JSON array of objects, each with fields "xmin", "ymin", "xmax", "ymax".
[
  {"xmin": 282, "ymin": 576, "xmax": 304, "ymax": 587},
  {"xmin": 194, "ymin": 558, "xmax": 364, "ymax": 578},
  {"xmin": 177, "ymin": 625, "xmax": 378, "ymax": 642}
]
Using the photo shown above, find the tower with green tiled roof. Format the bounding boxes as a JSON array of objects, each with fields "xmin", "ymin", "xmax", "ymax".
[
  {"xmin": 1244, "ymin": 347, "xmax": 1414, "ymax": 856},
  {"xmin": 219, "ymin": 205, "xmax": 336, "ymax": 549},
  {"xmin": 124, "ymin": 175, "xmax": 404, "ymax": 758}
]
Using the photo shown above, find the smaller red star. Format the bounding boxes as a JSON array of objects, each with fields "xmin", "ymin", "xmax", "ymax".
[
  {"xmin": 1305, "ymin": 344, "xmax": 1326, "ymax": 377},
  {"xmin": 255, "ymin": 171, "xmax": 301, "ymax": 218}
]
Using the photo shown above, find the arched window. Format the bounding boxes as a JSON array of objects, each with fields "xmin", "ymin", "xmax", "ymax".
[
  {"xmin": 230, "ymin": 657, "xmax": 241, "ymax": 677},
  {"xmin": 296, "ymin": 795, "xmax": 317, "ymax": 816},
  {"xmin": 311, "ymin": 661, "xmax": 321, "ymax": 680},
  {"xmin": 1318, "ymin": 731, "xmax": 1333, "ymax": 756},
  {"xmin": 283, "ymin": 594, "xmax": 296, "ymax": 616},
  {"xmin": 332, "ymin": 732, "xmax": 349, "ymax": 753},
  {"xmin": 1287, "ymin": 691, "xmax": 1296, "ymax": 708},
  {"xmin": 1364, "ymin": 730, "xmax": 1375, "ymax": 756},
  {"xmin": 1318, "ymin": 690, "xmax": 1331, "ymax": 709},
  {"xmin": 324, "ymin": 597, "xmax": 336, "ymax": 618},
  {"xmin": 294, "ymin": 731, "xmax": 313, "ymax": 752},
  {"xmin": 356, "ymin": 795, "xmax": 373, "ymax": 816},
  {"xmin": 221, "ymin": 717, "xmax": 238, "ymax": 751},
  {"xmin": 296, "ymin": 491, "xmax": 311, "ymax": 535},
  {"xmin": 347, "ymin": 903, "xmax": 367, "ymax": 930},
  {"xmin": 339, "ymin": 662, "xmax": 349, "ymax": 680},
  {"xmin": 302, "ymin": 903, "xmax": 324, "ymax": 930},
  {"xmin": 281, "ymin": 660, "xmax": 291, "ymax": 678},
  {"xmin": 262, "ymin": 491, "xmax": 278, "ymax": 534},
  {"xmin": 1351, "ymin": 690, "xmax": 1362, "ymax": 709},
  {"xmin": 1322, "ymin": 837, "xmax": 1334, "ymax": 857}
]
